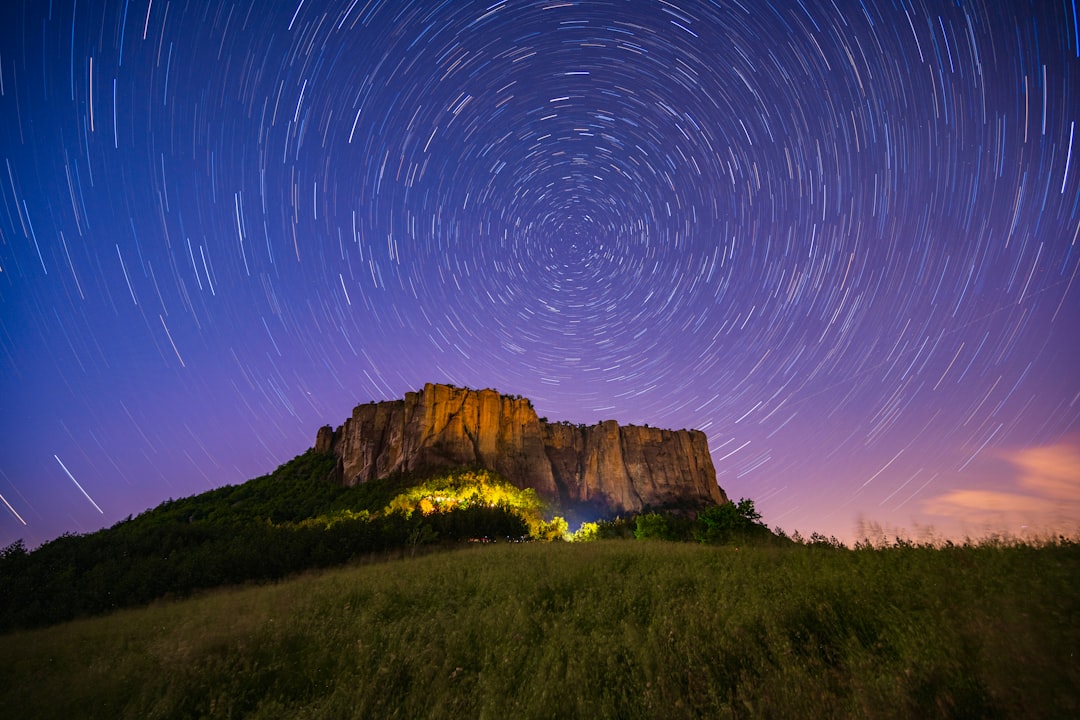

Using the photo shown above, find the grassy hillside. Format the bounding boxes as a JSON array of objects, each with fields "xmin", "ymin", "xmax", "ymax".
[
  {"xmin": 0, "ymin": 452, "xmax": 567, "ymax": 631},
  {"xmin": 2, "ymin": 540, "xmax": 1077, "ymax": 719}
]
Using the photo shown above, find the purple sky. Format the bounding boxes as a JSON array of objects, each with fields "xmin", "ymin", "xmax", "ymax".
[{"xmin": 2, "ymin": 0, "xmax": 1078, "ymax": 548}]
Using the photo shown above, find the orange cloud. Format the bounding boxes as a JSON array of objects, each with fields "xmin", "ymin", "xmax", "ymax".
[
  {"xmin": 1011, "ymin": 442, "xmax": 1080, "ymax": 501},
  {"xmin": 922, "ymin": 489, "xmax": 1060, "ymax": 518},
  {"xmin": 921, "ymin": 437, "xmax": 1080, "ymax": 535}
]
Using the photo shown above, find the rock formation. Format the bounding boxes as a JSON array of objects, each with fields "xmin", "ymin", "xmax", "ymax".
[{"xmin": 316, "ymin": 383, "xmax": 727, "ymax": 517}]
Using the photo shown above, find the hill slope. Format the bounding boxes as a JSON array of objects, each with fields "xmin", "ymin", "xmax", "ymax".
[{"xmin": 2, "ymin": 541, "xmax": 1077, "ymax": 719}]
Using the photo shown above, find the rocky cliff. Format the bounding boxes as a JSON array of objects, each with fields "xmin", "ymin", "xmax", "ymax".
[{"xmin": 315, "ymin": 383, "xmax": 727, "ymax": 517}]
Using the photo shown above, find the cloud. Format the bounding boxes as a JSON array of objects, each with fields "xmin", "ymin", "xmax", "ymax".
[
  {"xmin": 921, "ymin": 437, "xmax": 1080, "ymax": 534},
  {"xmin": 1011, "ymin": 442, "xmax": 1080, "ymax": 502},
  {"xmin": 922, "ymin": 489, "xmax": 1059, "ymax": 518}
]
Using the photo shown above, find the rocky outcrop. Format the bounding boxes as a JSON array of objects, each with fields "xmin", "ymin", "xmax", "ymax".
[{"xmin": 316, "ymin": 383, "xmax": 727, "ymax": 516}]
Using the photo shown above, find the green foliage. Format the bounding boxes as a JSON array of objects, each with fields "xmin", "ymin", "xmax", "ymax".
[
  {"xmin": 575, "ymin": 516, "xmax": 638, "ymax": 540},
  {"xmin": 536, "ymin": 516, "xmax": 570, "ymax": 542},
  {"xmin": 385, "ymin": 469, "xmax": 542, "ymax": 520},
  {"xmin": 806, "ymin": 531, "xmax": 847, "ymax": 548},
  {"xmin": 735, "ymin": 497, "xmax": 762, "ymax": 523},
  {"xmin": 572, "ymin": 500, "xmax": 775, "ymax": 546},
  {"xmin": 1, "ymin": 540, "xmax": 1076, "ymax": 719},
  {"xmin": 693, "ymin": 498, "xmax": 772, "ymax": 545},
  {"xmin": 572, "ymin": 521, "xmax": 601, "ymax": 542},
  {"xmin": 633, "ymin": 512, "xmax": 672, "ymax": 540},
  {"xmin": 123, "ymin": 450, "xmax": 342, "ymax": 526}
]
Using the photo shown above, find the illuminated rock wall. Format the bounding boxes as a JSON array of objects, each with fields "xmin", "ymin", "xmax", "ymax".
[{"xmin": 316, "ymin": 383, "xmax": 727, "ymax": 516}]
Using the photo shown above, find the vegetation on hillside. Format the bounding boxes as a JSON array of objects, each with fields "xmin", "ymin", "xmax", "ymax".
[
  {"xmin": 0, "ymin": 453, "xmax": 554, "ymax": 631},
  {"xmin": 0, "ymin": 449, "xmax": 773, "ymax": 632},
  {"xmin": 1, "ymin": 539, "xmax": 1076, "ymax": 719}
]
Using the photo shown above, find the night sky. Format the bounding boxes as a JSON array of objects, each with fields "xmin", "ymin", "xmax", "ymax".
[{"xmin": 2, "ymin": 0, "xmax": 1078, "ymax": 548}]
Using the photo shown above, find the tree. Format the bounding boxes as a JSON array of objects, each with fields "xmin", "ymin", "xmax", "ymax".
[
  {"xmin": 634, "ymin": 513, "xmax": 671, "ymax": 540},
  {"xmin": 538, "ymin": 516, "xmax": 569, "ymax": 542},
  {"xmin": 573, "ymin": 522, "xmax": 601, "ymax": 542},
  {"xmin": 734, "ymin": 498, "xmax": 762, "ymax": 524},
  {"xmin": 693, "ymin": 498, "xmax": 767, "ymax": 545},
  {"xmin": 407, "ymin": 521, "xmax": 438, "ymax": 557}
]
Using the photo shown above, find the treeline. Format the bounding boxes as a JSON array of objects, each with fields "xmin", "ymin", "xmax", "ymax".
[
  {"xmin": 572, "ymin": 497, "xmax": 781, "ymax": 545},
  {"xmin": 0, "ymin": 453, "xmax": 537, "ymax": 633}
]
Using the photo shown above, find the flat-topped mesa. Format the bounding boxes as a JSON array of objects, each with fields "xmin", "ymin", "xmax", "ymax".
[{"xmin": 316, "ymin": 383, "xmax": 727, "ymax": 517}]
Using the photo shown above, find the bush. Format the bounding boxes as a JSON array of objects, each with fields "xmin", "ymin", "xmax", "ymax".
[
  {"xmin": 634, "ymin": 513, "xmax": 673, "ymax": 540},
  {"xmin": 693, "ymin": 498, "xmax": 770, "ymax": 545}
]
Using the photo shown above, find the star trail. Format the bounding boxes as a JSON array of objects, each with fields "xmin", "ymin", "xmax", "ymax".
[{"xmin": 1, "ymin": 0, "xmax": 1078, "ymax": 547}]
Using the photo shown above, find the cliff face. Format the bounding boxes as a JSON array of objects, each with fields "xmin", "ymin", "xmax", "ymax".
[{"xmin": 316, "ymin": 383, "xmax": 727, "ymax": 516}]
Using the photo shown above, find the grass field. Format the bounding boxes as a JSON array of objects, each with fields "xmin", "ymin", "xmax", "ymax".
[{"xmin": 1, "ymin": 539, "xmax": 1077, "ymax": 719}]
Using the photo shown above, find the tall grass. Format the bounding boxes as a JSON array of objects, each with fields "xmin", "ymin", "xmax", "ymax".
[{"xmin": 2, "ymin": 540, "xmax": 1076, "ymax": 719}]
